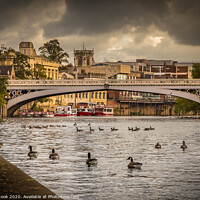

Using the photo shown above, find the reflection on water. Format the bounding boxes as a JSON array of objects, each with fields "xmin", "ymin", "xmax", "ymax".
[{"xmin": 0, "ymin": 116, "xmax": 200, "ymax": 200}]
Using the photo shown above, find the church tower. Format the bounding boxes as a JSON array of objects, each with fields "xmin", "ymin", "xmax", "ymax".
[{"xmin": 74, "ymin": 43, "xmax": 94, "ymax": 67}]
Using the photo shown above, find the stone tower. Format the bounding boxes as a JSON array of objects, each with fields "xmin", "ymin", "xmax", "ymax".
[
  {"xmin": 74, "ymin": 43, "xmax": 94, "ymax": 67},
  {"xmin": 19, "ymin": 42, "xmax": 36, "ymax": 57}
]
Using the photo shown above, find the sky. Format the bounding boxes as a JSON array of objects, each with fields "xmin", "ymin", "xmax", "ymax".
[{"xmin": 0, "ymin": 0, "xmax": 200, "ymax": 64}]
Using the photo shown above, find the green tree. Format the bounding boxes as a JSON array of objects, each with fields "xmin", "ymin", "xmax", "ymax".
[
  {"xmin": 31, "ymin": 97, "xmax": 51, "ymax": 111},
  {"xmin": 13, "ymin": 51, "xmax": 32, "ymax": 79},
  {"xmin": 32, "ymin": 64, "xmax": 46, "ymax": 79},
  {"xmin": 192, "ymin": 63, "xmax": 200, "ymax": 78},
  {"xmin": 174, "ymin": 97, "xmax": 200, "ymax": 115},
  {"xmin": 38, "ymin": 39, "xmax": 69, "ymax": 64},
  {"xmin": 0, "ymin": 45, "xmax": 32, "ymax": 79},
  {"xmin": 0, "ymin": 78, "xmax": 8, "ymax": 106}
]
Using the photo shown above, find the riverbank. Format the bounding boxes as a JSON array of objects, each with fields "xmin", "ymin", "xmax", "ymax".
[{"xmin": 0, "ymin": 155, "xmax": 62, "ymax": 199}]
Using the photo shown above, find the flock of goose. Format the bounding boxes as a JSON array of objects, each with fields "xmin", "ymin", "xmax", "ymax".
[
  {"xmin": 25, "ymin": 122, "xmax": 188, "ymax": 169},
  {"xmin": 74, "ymin": 122, "xmax": 155, "ymax": 132},
  {"xmin": 21, "ymin": 125, "xmax": 67, "ymax": 129}
]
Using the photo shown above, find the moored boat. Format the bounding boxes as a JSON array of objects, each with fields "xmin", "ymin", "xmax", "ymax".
[
  {"xmin": 18, "ymin": 111, "xmax": 26, "ymax": 117},
  {"xmin": 77, "ymin": 108, "xmax": 93, "ymax": 116},
  {"xmin": 33, "ymin": 111, "xmax": 42, "ymax": 117},
  {"xmin": 94, "ymin": 105, "xmax": 113, "ymax": 116},
  {"xmin": 26, "ymin": 111, "xmax": 34, "ymax": 117},
  {"xmin": 54, "ymin": 106, "xmax": 77, "ymax": 117},
  {"xmin": 42, "ymin": 111, "xmax": 54, "ymax": 117},
  {"xmin": 76, "ymin": 102, "xmax": 95, "ymax": 116}
]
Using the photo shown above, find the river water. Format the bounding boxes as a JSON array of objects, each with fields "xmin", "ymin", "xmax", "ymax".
[{"xmin": 0, "ymin": 116, "xmax": 200, "ymax": 200}]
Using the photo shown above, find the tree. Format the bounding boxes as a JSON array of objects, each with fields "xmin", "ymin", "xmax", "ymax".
[
  {"xmin": 32, "ymin": 64, "xmax": 46, "ymax": 80},
  {"xmin": 192, "ymin": 63, "xmax": 200, "ymax": 78},
  {"xmin": 174, "ymin": 97, "xmax": 200, "ymax": 115},
  {"xmin": 31, "ymin": 97, "xmax": 51, "ymax": 111},
  {"xmin": 13, "ymin": 52, "xmax": 32, "ymax": 79},
  {"xmin": 38, "ymin": 39, "xmax": 69, "ymax": 64},
  {"xmin": 0, "ymin": 78, "xmax": 8, "ymax": 106},
  {"xmin": 0, "ymin": 45, "xmax": 32, "ymax": 79}
]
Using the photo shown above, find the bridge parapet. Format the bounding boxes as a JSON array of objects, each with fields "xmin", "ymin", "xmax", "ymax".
[{"xmin": 7, "ymin": 79, "xmax": 200, "ymax": 88}]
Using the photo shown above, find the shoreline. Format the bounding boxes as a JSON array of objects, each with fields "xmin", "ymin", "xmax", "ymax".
[{"xmin": 0, "ymin": 155, "xmax": 63, "ymax": 199}]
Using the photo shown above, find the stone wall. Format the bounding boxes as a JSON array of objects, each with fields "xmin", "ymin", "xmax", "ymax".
[{"xmin": 110, "ymin": 101, "xmax": 175, "ymax": 116}]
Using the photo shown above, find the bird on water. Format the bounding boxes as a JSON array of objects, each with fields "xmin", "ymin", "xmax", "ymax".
[
  {"xmin": 28, "ymin": 146, "xmax": 38, "ymax": 159},
  {"xmin": 49, "ymin": 149, "xmax": 59, "ymax": 160},
  {"xmin": 86, "ymin": 152, "xmax": 98, "ymax": 166},
  {"xmin": 181, "ymin": 141, "xmax": 187, "ymax": 150},
  {"xmin": 127, "ymin": 157, "xmax": 142, "ymax": 169},
  {"xmin": 155, "ymin": 142, "xmax": 161, "ymax": 149}
]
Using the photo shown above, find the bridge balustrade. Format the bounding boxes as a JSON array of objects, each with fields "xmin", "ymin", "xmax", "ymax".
[{"xmin": 7, "ymin": 79, "xmax": 200, "ymax": 87}]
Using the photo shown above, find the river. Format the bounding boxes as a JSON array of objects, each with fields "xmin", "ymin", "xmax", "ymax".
[{"xmin": 0, "ymin": 116, "xmax": 200, "ymax": 200}]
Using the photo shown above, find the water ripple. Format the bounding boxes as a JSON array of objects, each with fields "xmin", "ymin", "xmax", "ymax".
[{"xmin": 0, "ymin": 117, "xmax": 200, "ymax": 200}]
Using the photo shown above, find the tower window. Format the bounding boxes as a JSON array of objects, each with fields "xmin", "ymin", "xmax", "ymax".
[{"xmin": 87, "ymin": 58, "xmax": 90, "ymax": 65}]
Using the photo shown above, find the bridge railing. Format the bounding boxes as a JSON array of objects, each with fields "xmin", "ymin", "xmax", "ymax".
[{"xmin": 7, "ymin": 79, "xmax": 200, "ymax": 87}]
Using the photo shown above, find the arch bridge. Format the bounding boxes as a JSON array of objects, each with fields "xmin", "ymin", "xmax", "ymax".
[{"xmin": 7, "ymin": 79, "xmax": 200, "ymax": 116}]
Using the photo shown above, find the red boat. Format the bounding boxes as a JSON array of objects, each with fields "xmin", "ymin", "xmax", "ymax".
[
  {"xmin": 76, "ymin": 102, "xmax": 95, "ymax": 116},
  {"xmin": 94, "ymin": 105, "xmax": 113, "ymax": 116},
  {"xmin": 77, "ymin": 108, "xmax": 93, "ymax": 116}
]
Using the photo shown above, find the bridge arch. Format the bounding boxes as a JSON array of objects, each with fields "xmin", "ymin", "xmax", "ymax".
[{"xmin": 7, "ymin": 85, "xmax": 200, "ymax": 116}]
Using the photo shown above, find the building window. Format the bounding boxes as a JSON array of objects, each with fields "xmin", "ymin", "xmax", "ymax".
[
  {"xmin": 103, "ymin": 92, "xmax": 105, "ymax": 99},
  {"xmin": 79, "ymin": 93, "xmax": 81, "ymax": 98},
  {"xmin": 71, "ymin": 94, "xmax": 73, "ymax": 98},
  {"xmin": 95, "ymin": 92, "xmax": 98, "ymax": 99},
  {"xmin": 86, "ymin": 92, "xmax": 88, "ymax": 98},
  {"xmin": 78, "ymin": 58, "xmax": 82, "ymax": 66},
  {"xmin": 82, "ymin": 93, "xmax": 85, "ymax": 98},
  {"xmin": 99, "ymin": 92, "xmax": 101, "ymax": 99},
  {"xmin": 91, "ymin": 92, "xmax": 94, "ymax": 98}
]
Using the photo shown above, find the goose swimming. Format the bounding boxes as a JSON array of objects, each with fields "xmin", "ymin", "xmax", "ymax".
[
  {"xmin": 181, "ymin": 141, "xmax": 187, "ymax": 150},
  {"xmin": 155, "ymin": 142, "xmax": 161, "ymax": 149},
  {"xmin": 89, "ymin": 127, "xmax": 94, "ymax": 132},
  {"xmin": 127, "ymin": 157, "xmax": 142, "ymax": 169},
  {"xmin": 28, "ymin": 146, "xmax": 38, "ymax": 159},
  {"xmin": 76, "ymin": 127, "xmax": 83, "ymax": 132},
  {"xmin": 111, "ymin": 127, "xmax": 118, "ymax": 131},
  {"xmin": 49, "ymin": 149, "xmax": 59, "ymax": 160},
  {"xmin": 86, "ymin": 152, "xmax": 98, "ymax": 166},
  {"xmin": 99, "ymin": 127, "xmax": 104, "ymax": 131}
]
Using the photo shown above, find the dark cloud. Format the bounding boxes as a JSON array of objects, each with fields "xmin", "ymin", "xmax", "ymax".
[
  {"xmin": 0, "ymin": 0, "xmax": 65, "ymax": 47},
  {"xmin": 44, "ymin": 0, "xmax": 200, "ymax": 46},
  {"xmin": 0, "ymin": 0, "xmax": 200, "ymax": 62}
]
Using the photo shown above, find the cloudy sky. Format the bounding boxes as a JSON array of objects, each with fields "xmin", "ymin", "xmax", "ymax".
[{"xmin": 1, "ymin": 0, "xmax": 200, "ymax": 64}]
